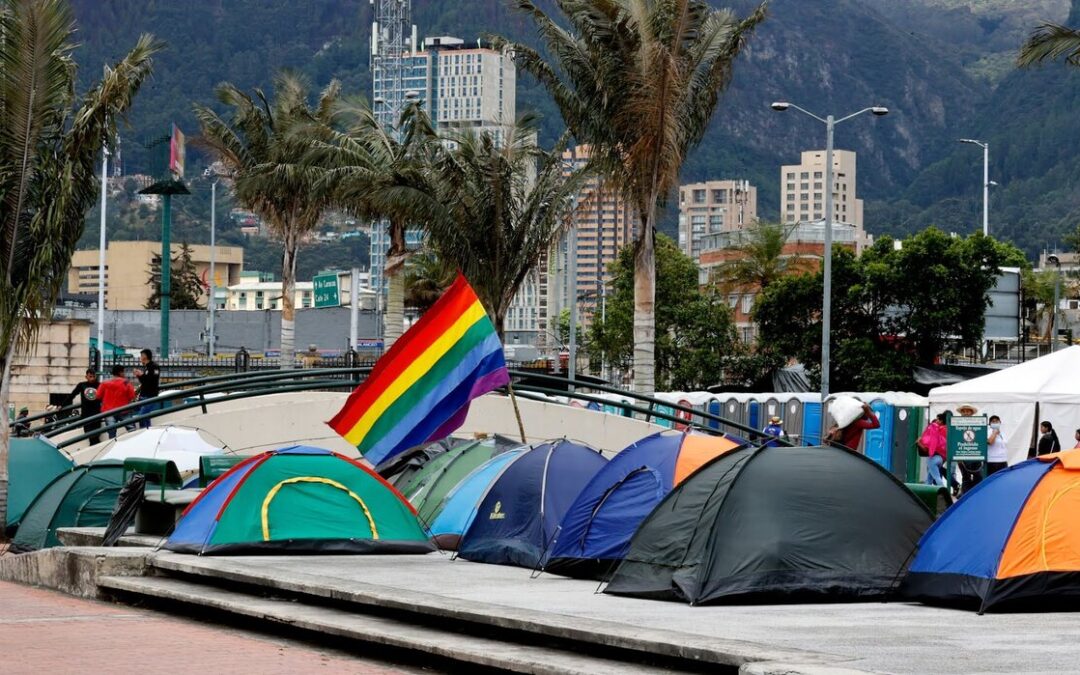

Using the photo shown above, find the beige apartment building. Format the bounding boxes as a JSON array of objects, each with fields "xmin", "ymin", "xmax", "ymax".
[
  {"xmin": 780, "ymin": 150, "xmax": 866, "ymax": 248},
  {"xmin": 68, "ymin": 241, "xmax": 243, "ymax": 310},
  {"xmin": 678, "ymin": 180, "xmax": 758, "ymax": 262}
]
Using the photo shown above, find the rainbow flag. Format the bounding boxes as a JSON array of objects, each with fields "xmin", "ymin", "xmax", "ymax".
[{"xmin": 328, "ymin": 273, "xmax": 509, "ymax": 465}]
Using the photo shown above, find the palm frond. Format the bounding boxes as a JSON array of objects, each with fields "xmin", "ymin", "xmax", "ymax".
[{"xmin": 1019, "ymin": 22, "xmax": 1080, "ymax": 67}]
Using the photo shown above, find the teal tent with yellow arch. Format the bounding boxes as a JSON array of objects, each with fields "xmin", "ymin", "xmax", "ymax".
[{"xmin": 165, "ymin": 446, "xmax": 435, "ymax": 555}]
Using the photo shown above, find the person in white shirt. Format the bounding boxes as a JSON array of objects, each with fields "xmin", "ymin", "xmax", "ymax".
[{"xmin": 987, "ymin": 415, "xmax": 1009, "ymax": 476}]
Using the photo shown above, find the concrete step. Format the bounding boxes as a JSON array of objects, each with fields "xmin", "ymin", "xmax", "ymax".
[
  {"xmin": 146, "ymin": 553, "xmax": 828, "ymax": 672},
  {"xmin": 98, "ymin": 575, "xmax": 684, "ymax": 675}
]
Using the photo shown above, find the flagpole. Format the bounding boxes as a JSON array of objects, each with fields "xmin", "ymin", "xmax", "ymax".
[{"xmin": 505, "ymin": 379, "xmax": 528, "ymax": 444}]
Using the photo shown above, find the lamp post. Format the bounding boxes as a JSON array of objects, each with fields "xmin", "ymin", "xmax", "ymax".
[
  {"xmin": 1049, "ymin": 254, "xmax": 1062, "ymax": 353},
  {"xmin": 958, "ymin": 139, "xmax": 990, "ymax": 237},
  {"xmin": 209, "ymin": 179, "xmax": 218, "ymax": 358},
  {"xmin": 97, "ymin": 143, "xmax": 109, "ymax": 369},
  {"xmin": 770, "ymin": 102, "xmax": 889, "ymax": 407}
]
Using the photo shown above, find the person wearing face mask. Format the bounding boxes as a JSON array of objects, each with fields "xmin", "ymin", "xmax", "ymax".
[
  {"xmin": 986, "ymin": 415, "xmax": 1008, "ymax": 476},
  {"xmin": 1073, "ymin": 428, "xmax": 1080, "ymax": 450}
]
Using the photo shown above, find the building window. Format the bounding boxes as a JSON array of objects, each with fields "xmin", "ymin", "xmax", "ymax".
[
  {"xmin": 800, "ymin": 172, "xmax": 809, "ymax": 179},
  {"xmin": 800, "ymin": 182, "xmax": 809, "ymax": 190},
  {"xmin": 786, "ymin": 193, "xmax": 795, "ymax": 201},
  {"xmin": 814, "ymin": 171, "xmax": 823, "ymax": 179},
  {"xmin": 712, "ymin": 189, "xmax": 727, "ymax": 204},
  {"xmin": 786, "ymin": 172, "xmax": 795, "ymax": 180},
  {"xmin": 800, "ymin": 193, "xmax": 808, "ymax": 201},
  {"xmin": 786, "ymin": 182, "xmax": 795, "ymax": 191},
  {"xmin": 814, "ymin": 193, "xmax": 822, "ymax": 200},
  {"xmin": 814, "ymin": 182, "xmax": 822, "ymax": 189},
  {"xmin": 728, "ymin": 294, "xmax": 738, "ymax": 308},
  {"xmin": 692, "ymin": 189, "xmax": 706, "ymax": 204},
  {"xmin": 741, "ymin": 294, "xmax": 753, "ymax": 314}
]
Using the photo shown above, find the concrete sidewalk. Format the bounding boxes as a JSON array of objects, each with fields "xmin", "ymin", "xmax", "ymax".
[
  {"xmin": 0, "ymin": 581, "xmax": 414, "ymax": 674},
  {"xmin": 153, "ymin": 553, "xmax": 1080, "ymax": 675}
]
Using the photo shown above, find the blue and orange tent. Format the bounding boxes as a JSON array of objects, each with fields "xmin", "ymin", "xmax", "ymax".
[
  {"xmin": 165, "ymin": 446, "xmax": 435, "ymax": 555},
  {"xmin": 544, "ymin": 430, "xmax": 747, "ymax": 579},
  {"xmin": 903, "ymin": 450, "xmax": 1080, "ymax": 612},
  {"xmin": 456, "ymin": 439, "xmax": 608, "ymax": 569}
]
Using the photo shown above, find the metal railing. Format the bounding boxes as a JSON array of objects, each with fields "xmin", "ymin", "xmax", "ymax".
[{"xmin": 33, "ymin": 367, "xmax": 788, "ymax": 449}]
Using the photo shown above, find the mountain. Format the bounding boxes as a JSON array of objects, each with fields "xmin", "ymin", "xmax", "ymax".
[{"xmin": 68, "ymin": 0, "xmax": 1080, "ymax": 258}]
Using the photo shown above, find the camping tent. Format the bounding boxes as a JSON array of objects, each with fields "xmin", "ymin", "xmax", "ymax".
[
  {"xmin": 604, "ymin": 444, "xmax": 933, "ymax": 604},
  {"xmin": 403, "ymin": 436, "xmax": 523, "ymax": 525},
  {"xmin": 544, "ymin": 431, "xmax": 746, "ymax": 579},
  {"xmin": 903, "ymin": 450, "xmax": 1080, "ymax": 612},
  {"xmin": 95, "ymin": 426, "xmax": 228, "ymax": 478},
  {"xmin": 929, "ymin": 347, "xmax": 1080, "ymax": 464},
  {"xmin": 11, "ymin": 460, "xmax": 124, "ymax": 551},
  {"xmin": 457, "ymin": 439, "xmax": 608, "ymax": 568},
  {"xmin": 165, "ymin": 446, "xmax": 435, "ymax": 555},
  {"xmin": 7, "ymin": 437, "xmax": 73, "ymax": 530},
  {"xmin": 427, "ymin": 447, "xmax": 528, "ymax": 549},
  {"xmin": 378, "ymin": 439, "xmax": 454, "ymax": 487}
]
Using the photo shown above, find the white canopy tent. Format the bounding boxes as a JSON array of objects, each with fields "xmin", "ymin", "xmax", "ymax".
[
  {"xmin": 94, "ymin": 426, "xmax": 229, "ymax": 477},
  {"xmin": 929, "ymin": 347, "xmax": 1080, "ymax": 465}
]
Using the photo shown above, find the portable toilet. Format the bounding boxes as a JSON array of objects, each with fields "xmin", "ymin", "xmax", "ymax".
[
  {"xmin": 674, "ymin": 393, "xmax": 696, "ymax": 431},
  {"xmin": 861, "ymin": 397, "xmax": 895, "ymax": 470},
  {"xmin": 892, "ymin": 393, "xmax": 929, "ymax": 483},
  {"xmin": 746, "ymin": 396, "xmax": 763, "ymax": 434},
  {"xmin": 722, "ymin": 395, "xmax": 746, "ymax": 435},
  {"xmin": 650, "ymin": 393, "xmax": 677, "ymax": 429},
  {"xmin": 705, "ymin": 395, "xmax": 723, "ymax": 431},
  {"xmin": 782, "ymin": 394, "xmax": 812, "ymax": 445},
  {"xmin": 802, "ymin": 397, "xmax": 823, "ymax": 446},
  {"xmin": 682, "ymin": 392, "xmax": 714, "ymax": 430},
  {"xmin": 763, "ymin": 395, "xmax": 783, "ymax": 428}
]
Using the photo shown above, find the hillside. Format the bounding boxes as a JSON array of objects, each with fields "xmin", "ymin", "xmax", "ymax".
[{"xmin": 69, "ymin": 0, "xmax": 1080, "ymax": 259}]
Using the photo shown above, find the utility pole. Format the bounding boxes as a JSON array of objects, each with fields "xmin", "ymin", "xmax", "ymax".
[
  {"xmin": 97, "ymin": 143, "xmax": 108, "ymax": 368},
  {"xmin": 350, "ymin": 267, "xmax": 360, "ymax": 350},
  {"xmin": 208, "ymin": 180, "xmax": 217, "ymax": 358}
]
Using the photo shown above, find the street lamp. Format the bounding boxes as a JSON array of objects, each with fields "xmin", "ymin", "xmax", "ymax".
[
  {"xmin": 958, "ymin": 138, "xmax": 990, "ymax": 237},
  {"xmin": 1048, "ymin": 254, "xmax": 1062, "ymax": 353},
  {"xmin": 771, "ymin": 101, "xmax": 889, "ymax": 407}
]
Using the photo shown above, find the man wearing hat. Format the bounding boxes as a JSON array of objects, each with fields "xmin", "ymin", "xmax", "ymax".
[{"xmin": 762, "ymin": 415, "xmax": 785, "ymax": 447}]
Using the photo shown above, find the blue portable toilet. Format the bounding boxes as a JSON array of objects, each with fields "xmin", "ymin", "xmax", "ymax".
[
  {"xmin": 802, "ymin": 398, "xmax": 824, "ymax": 446},
  {"xmin": 706, "ymin": 395, "xmax": 723, "ymax": 431},
  {"xmin": 747, "ymin": 397, "xmax": 762, "ymax": 433},
  {"xmin": 650, "ymin": 392, "xmax": 681, "ymax": 429},
  {"xmin": 861, "ymin": 398, "xmax": 895, "ymax": 471},
  {"xmin": 457, "ymin": 440, "xmax": 608, "ymax": 569}
]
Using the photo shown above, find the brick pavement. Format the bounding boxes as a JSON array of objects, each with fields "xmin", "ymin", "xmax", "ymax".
[{"xmin": 0, "ymin": 581, "xmax": 416, "ymax": 674}]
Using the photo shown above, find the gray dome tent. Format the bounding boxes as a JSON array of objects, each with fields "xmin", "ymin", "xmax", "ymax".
[{"xmin": 604, "ymin": 445, "xmax": 933, "ymax": 604}]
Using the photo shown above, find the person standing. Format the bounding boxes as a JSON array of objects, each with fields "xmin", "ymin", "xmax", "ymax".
[
  {"xmin": 825, "ymin": 402, "xmax": 880, "ymax": 452},
  {"xmin": 1037, "ymin": 421, "xmax": 1062, "ymax": 456},
  {"xmin": 65, "ymin": 369, "xmax": 103, "ymax": 445},
  {"xmin": 918, "ymin": 413, "xmax": 949, "ymax": 486},
  {"xmin": 761, "ymin": 416, "xmax": 785, "ymax": 447},
  {"xmin": 986, "ymin": 415, "xmax": 1009, "ymax": 476},
  {"xmin": 98, "ymin": 365, "xmax": 136, "ymax": 439},
  {"xmin": 134, "ymin": 348, "xmax": 161, "ymax": 429},
  {"xmin": 1073, "ymin": 428, "xmax": 1080, "ymax": 450}
]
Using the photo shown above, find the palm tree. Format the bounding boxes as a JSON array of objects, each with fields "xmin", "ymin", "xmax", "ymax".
[
  {"xmin": 709, "ymin": 221, "xmax": 811, "ymax": 293},
  {"xmin": 0, "ymin": 0, "xmax": 159, "ymax": 535},
  {"xmin": 1019, "ymin": 10, "xmax": 1080, "ymax": 67},
  {"xmin": 402, "ymin": 119, "xmax": 589, "ymax": 336},
  {"xmin": 194, "ymin": 72, "xmax": 340, "ymax": 366},
  {"xmin": 304, "ymin": 100, "xmax": 438, "ymax": 349},
  {"xmin": 404, "ymin": 249, "xmax": 455, "ymax": 314},
  {"xmin": 495, "ymin": 0, "xmax": 767, "ymax": 392}
]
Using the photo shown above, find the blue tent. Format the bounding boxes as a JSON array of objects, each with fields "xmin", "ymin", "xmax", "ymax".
[
  {"xmin": 427, "ymin": 447, "xmax": 527, "ymax": 549},
  {"xmin": 544, "ymin": 431, "xmax": 746, "ymax": 579},
  {"xmin": 457, "ymin": 439, "xmax": 607, "ymax": 569}
]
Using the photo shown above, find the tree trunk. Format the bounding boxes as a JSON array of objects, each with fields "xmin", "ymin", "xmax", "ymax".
[
  {"xmin": 632, "ymin": 206, "xmax": 657, "ymax": 393},
  {"xmin": 383, "ymin": 218, "xmax": 408, "ymax": 350},
  {"xmin": 0, "ymin": 339, "xmax": 16, "ymax": 539},
  {"xmin": 280, "ymin": 234, "xmax": 298, "ymax": 369}
]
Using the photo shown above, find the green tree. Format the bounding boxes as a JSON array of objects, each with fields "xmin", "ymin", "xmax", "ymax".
[
  {"xmin": 591, "ymin": 234, "xmax": 743, "ymax": 390},
  {"xmin": 307, "ymin": 100, "xmax": 438, "ymax": 349},
  {"xmin": 404, "ymin": 249, "xmax": 455, "ymax": 314},
  {"xmin": 145, "ymin": 242, "xmax": 205, "ymax": 310},
  {"xmin": 402, "ymin": 119, "xmax": 588, "ymax": 337},
  {"xmin": 193, "ymin": 71, "xmax": 340, "ymax": 366},
  {"xmin": 709, "ymin": 221, "xmax": 812, "ymax": 293},
  {"xmin": 755, "ymin": 229, "xmax": 1024, "ymax": 390},
  {"xmin": 0, "ymin": 0, "xmax": 159, "ymax": 535},
  {"xmin": 496, "ymin": 0, "xmax": 767, "ymax": 392}
]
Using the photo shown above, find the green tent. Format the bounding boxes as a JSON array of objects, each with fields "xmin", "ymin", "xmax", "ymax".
[
  {"xmin": 7, "ymin": 437, "xmax": 74, "ymax": 530},
  {"xmin": 403, "ymin": 437, "xmax": 522, "ymax": 526},
  {"xmin": 165, "ymin": 446, "xmax": 436, "ymax": 554},
  {"xmin": 12, "ymin": 460, "xmax": 124, "ymax": 551}
]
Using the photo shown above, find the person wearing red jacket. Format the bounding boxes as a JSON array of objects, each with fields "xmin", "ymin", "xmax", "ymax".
[
  {"xmin": 918, "ymin": 413, "xmax": 949, "ymax": 486},
  {"xmin": 825, "ymin": 402, "xmax": 880, "ymax": 452},
  {"xmin": 97, "ymin": 364, "xmax": 136, "ymax": 439}
]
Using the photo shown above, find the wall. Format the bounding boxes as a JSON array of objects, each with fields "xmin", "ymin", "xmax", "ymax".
[
  {"xmin": 9, "ymin": 320, "xmax": 90, "ymax": 416},
  {"xmin": 53, "ymin": 307, "xmax": 381, "ymax": 355}
]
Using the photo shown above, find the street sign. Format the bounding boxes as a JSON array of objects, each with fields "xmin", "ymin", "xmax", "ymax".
[
  {"xmin": 948, "ymin": 415, "xmax": 988, "ymax": 462},
  {"xmin": 313, "ymin": 274, "xmax": 340, "ymax": 308}
]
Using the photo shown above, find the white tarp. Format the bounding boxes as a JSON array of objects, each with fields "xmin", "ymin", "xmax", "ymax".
[
  {"xmin": 930, "ymin": 347, "xmax": 1080, "ymax": 465},
  {"xmin": 97, "ymin": 426, "xmax": 228, "ymax": 477}
]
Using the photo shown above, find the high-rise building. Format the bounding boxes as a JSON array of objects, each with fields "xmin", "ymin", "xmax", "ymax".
[
  {"xmin": 678, "ymin": 179, "xmax": 758, "ymax": 262},
  {"xmin": 780, "ymin": 149, "xmax": 867, "ymax": 248},
  {"xmin": 370, "ymin": 34, "xmax": 517, "ymax": 306},
  {"xmin": 533, "ymin": 146, "xmax": 634, "ymax": 351}
]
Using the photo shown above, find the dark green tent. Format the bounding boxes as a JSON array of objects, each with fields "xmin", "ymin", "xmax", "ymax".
[
  {"xmin": 7, "ymin": 438, "xmax": 73, "ymax": 530},
  {"xmin": 403, "ymin": 436, "xmax": 522, "ymax": 525},
  {"xmin": 605, "ymin": 445, "xmax": 933, "ymax": 604},
  {"xmin": 12, "ymin": 460, "xmax": 124, "ymax": 551}
]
